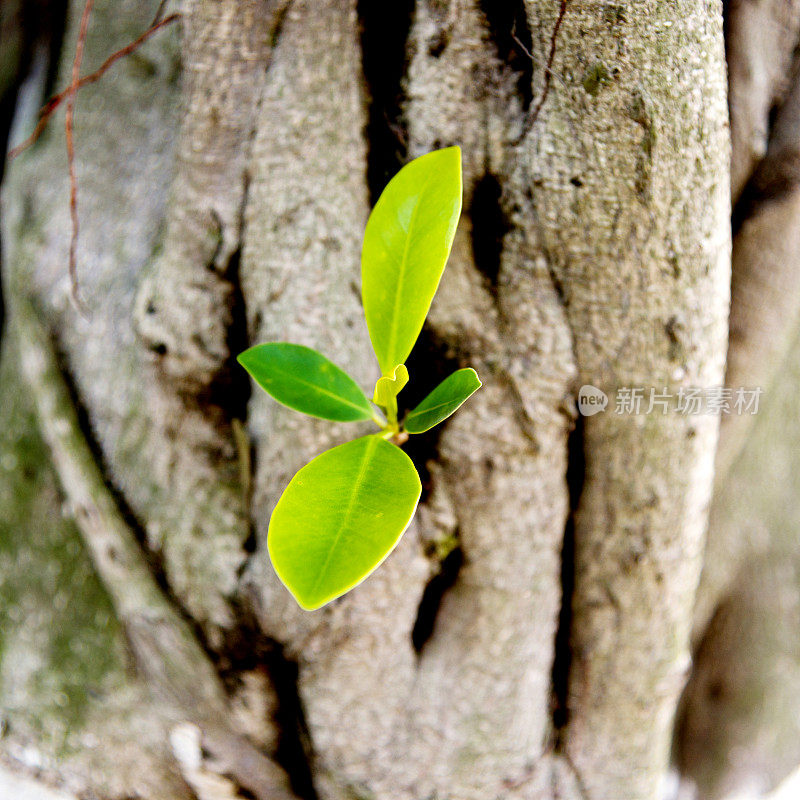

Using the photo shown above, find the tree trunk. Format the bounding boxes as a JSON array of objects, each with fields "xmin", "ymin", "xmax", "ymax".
[{"xmin": 2, "ymin": 1, "xmax": 793, "ymax": 799}]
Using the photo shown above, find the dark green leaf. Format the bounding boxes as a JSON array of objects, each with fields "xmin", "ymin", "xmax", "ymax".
[
  {"xmin": 404, "ymin": 368, "xmax": 481, "ymax": 434},
  {"xmin": 238, "ymin": 343, "xmax": 373, "ymax": 422}
]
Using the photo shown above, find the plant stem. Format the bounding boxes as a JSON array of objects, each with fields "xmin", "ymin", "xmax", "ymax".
[{"xmin": 371, "ymin": 410, "xmax": 387, "ymax": 428}]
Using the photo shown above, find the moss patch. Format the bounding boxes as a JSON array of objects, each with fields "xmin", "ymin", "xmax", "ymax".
[
  {"xmin": 0, "ymin": 338, "xmax": 121, "ymax": 749},
  {"xmin": 582, "ymin": 62, "xmax": 611, "ymax": 96}
]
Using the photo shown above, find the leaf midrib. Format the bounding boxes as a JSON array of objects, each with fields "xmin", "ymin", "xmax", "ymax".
[
  {"xmin": 266, "ymin": 362, "xmax": 369, "ymax": 416},
  {"xmin": 408, "ymin": 396, "xmax": 462, "ymax": 420},
  {"xmin": 383, "ymin": 171, "xmax": 434, "ymax": 371},
  {"xmin": 307, "ymin": 437, "xmax": 378, "ymax": 600}
]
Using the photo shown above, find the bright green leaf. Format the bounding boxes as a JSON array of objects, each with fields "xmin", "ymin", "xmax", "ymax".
[
  {"xmin": 404, "ymin": 368, "xmax": 482, "ymax": 434},
  {"xmin": 237, "ymin": 343, "xmax": 373, "ymax": 422},
  {"xmin": 373, "ymin": 364, "xmax": 409, "ymax": 409},
  {"xmin": 268, "ymin": 436, "xmax": 421, "ymax": 610},
  {"xmin": 361, "ymin": 146, "xmax": 463, "ymax": 375}
]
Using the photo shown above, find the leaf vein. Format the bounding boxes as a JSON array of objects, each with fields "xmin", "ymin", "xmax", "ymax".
[
  {"xmin": 307, "ymin": 437, "xmax": 378, "ymax": 599},
  {"xmin": 384, "ymin": 172, "xmax": 434, "ymax": 370},
  {"xmin": 407, "ymin": 398, "xmax": 462, "ymax": 421},
  {"xmin": 267, "ymin": 364, "xmax": 368, "ymax": 414}
]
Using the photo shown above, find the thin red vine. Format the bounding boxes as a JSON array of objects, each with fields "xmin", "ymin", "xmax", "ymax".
[{"xmin": 8, "ymin": 4, "xmax": 181, "ymax": 309}]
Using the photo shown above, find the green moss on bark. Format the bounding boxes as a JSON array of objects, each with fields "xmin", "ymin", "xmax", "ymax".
[{"xmin": 0, "ymin": 339, "xmax": 121, "ymax": 748}]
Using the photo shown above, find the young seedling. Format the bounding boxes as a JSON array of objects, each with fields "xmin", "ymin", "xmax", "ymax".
[{"xmin": 238, "ymin": 147, "xmax": 481, "ymax": 610}]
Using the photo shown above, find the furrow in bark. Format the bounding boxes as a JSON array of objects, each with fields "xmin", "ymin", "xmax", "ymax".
[
  {"xmin": 0, "ymin": 0, "xmax": 69, "ymax": 344},
  {"xmin": 725, "ymin": 0, "xmax": 800, "ymax": 204},
  {"xmin": 355, "ymin": 0, "xmax": 413, "ymax": 201},
  {"xmin": 469, "ymin": 171, "xmax": 508, "ymax": 293},
  {"xmin": 411, "ymin": 542, "xmax": 464, "ymax": 653},
  {"xmin": 48, "ymin": 333, "xmax": 223, "ymax": 660},
  {"xmin": 478, "ymin": 0, "xmax": 534, "ymax": 111},
  {"xmin": 551, "ymin": 413, "xmax": 584, "ymax": 746},
  {"xmin": 402, "ymin": 323, "xmax": 464, "ymax": 502},
  {"xmin": 213, "ymin": 611, "xmax": 319, "ymax": 800},
  {"xmin": 404, "ymin": 0, "xmax": 518, "ymax": 185}
]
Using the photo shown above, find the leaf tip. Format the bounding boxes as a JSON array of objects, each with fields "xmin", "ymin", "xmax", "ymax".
[
  {"xmin": 441, "ymin": 144, "xmax": 462, "ymax": 179},
  {"xmin": 295, "ymin": 593, "xmax": 329, "ymax": 612},
  {"xmin": 236, "ymin": 348, "xmax": 255, "ymax": 374}
]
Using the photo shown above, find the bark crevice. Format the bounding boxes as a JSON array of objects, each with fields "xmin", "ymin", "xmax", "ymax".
[
  {"xmin": 214, "ymin": 612, "xmax": 319, "ymax": 800},
  {"xmin": 469, "ymin": 171, "xmax": 509, "ymax": 294},
  {"xmin": 355, "ymin": 0, "xmax": 413, "ymax": 202},
  {"xmin": 550, "ymin": 412, "xmax": 585, "ymax": 749},
  {"xmin": 411, "ymin": 541, "xmax": 464, "ymax": 653},
  {"xmin": 54, "ymin": 337, "xmax": 215, "ymax": 656},
  {"xmin": 478, "ymin": 0, "xmax": 534, "ymax": 111},
  {"xmin": 209, "ymin": 245, "xmax": 251, "ymax": 425},
  {"xmin": 0, "ymin": 0, "xmax": 69, "ymax": 344},
  {"xmin": 402, "ymin": 323, "xmax": 464, "ymax": 502},
  {"xmin": 518, "ymin": 0, "xmax": 567, "ymax": 140}
]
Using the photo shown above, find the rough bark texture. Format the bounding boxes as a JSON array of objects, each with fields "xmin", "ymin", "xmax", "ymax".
[
  {"xmin": 512, "ymin": 6, "xmax": 729, "ymax": 799},
  {"xmin": 4, "ymin": 1, "xmax": 783, "ymax": 799}
]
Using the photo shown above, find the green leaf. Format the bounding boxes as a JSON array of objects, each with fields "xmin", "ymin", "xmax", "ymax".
[
  {"xmin": 268, "ymin": 436, "xmax": 421, "ymax": 610},
  {"xmin": 373, "ymin": 364, "xmax": 409, "ymax": 409},
  {"xmin": 361, "ymin": 146, "xmax": 463, "ymax": 375},
  {"xmin": 404, "ymin": 368, "xmax": 482, "ymax": 434},
  {"xmin": 237, "ymin": 343, "xmax": 373, "ymax": 422}
]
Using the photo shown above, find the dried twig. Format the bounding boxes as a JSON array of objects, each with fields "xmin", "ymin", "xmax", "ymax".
[
  {"xmin": 518, "ymin": 0, "xmax": 568, "ymax": 141},
  {"xmin": 151, "ymin": 0, "xmax": 170, "ymax": 26},
  {"xmin": 7, "ymin": 13, "xmax": 179, "ymax": 161},
  {"xmin": 7, "ymin": 6, "xmax": 180, "ymax": 310},
  {"xmin": 64, "ymin": 0, "xmax": 95, "ymax": 310}
]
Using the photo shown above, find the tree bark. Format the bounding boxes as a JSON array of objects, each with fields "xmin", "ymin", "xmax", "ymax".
[{"xmin": 4, "ymin": 1, "xmax": 783, "ymax": 800}]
